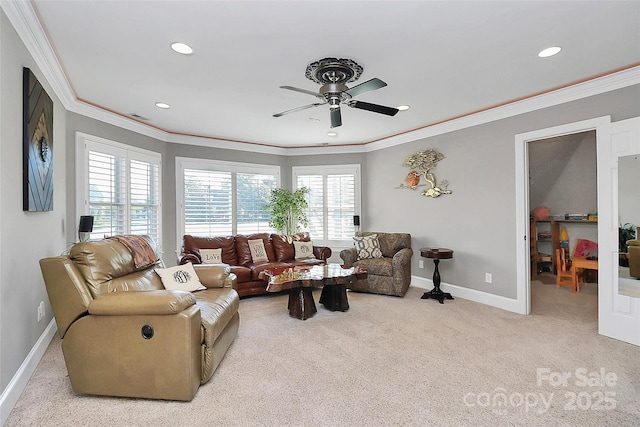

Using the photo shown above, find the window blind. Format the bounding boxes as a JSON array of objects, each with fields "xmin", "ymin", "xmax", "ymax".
[
  {"xmin": 79, "ymin": 134, "xmax": 162, "ymax": 248},
  {"xmin": 236, "ymin": 173, "xmax": 277, "ymax": 234},
  {"xmin": 184, "ymin": 168, "xmax": 233, "ymax": 236},
  {"xmin": 294, "ymin": 165, "xmax": 360, "ymax": 242}
]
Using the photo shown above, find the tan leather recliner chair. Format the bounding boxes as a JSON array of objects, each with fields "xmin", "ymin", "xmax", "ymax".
[
  {"xmin": 628, "ymin": 240, "xmax": 640, "ymax": 279},
  {"xmin": 39, "ymin": 237, "xmax": 239, "ymax": 401}
]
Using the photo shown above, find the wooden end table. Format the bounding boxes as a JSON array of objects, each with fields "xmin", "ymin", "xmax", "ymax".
[{"xmin": 420, "ymin": 248, "xmax": 454, "ymax": 304}]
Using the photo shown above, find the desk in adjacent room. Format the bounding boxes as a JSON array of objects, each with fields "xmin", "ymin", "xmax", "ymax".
[{"xmin": 571, "ymin": 256, "xmax": 598, "ymax": 293}]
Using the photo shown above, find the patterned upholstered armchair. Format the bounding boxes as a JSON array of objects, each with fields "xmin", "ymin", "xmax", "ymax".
[{"xmin": 340, "ymin": 232, "xmax": 412, "ymax": 296}]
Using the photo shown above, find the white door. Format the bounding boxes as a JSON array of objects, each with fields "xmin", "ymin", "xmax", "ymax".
[{"xmin": 598, "ymin": 116, "xmax": 640, "ymax": 345}]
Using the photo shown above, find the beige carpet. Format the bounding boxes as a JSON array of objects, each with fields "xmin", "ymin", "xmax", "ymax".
[{"xmin": 6, "ymin": 283, "xmax": 640, "ymax": 426}]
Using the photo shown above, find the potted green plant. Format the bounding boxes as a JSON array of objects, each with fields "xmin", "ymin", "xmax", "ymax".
[
  {"xmin": 619, "ymin": 223, "xmax": 636, "ymax": 267},
  {"xmin": 266, "ymin": 187, "xmax": 309, "ymax": 235}
]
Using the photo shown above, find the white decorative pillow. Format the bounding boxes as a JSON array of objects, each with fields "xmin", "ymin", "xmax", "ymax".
[
  {"xmin": 354, "ymin": 234, "xmax": 384, "ymax": 259},
  {"xmin": 200, "ymin": 248, "xmax": 222, "ymax": 264},
  {"xmin": 293, "ymin": 241, "xmax": 315, "ymax": 260},
  {"xmin": 155, "ymin": 263, "xmax": 206, "ymax": 292},
  {"xmin": 248, "ymin": 239, "xmax": 269, "ymax": 263}
]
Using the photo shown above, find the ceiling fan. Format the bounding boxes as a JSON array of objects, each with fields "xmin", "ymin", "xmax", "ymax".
[{"xmin": 273, "ymin": 57, "xmax": 399, "ymax": 128}]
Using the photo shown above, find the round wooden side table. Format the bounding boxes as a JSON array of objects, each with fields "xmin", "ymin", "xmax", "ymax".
[{"xmin": 420, "ymin": 248, "xmax": 454, "ymax": 304}]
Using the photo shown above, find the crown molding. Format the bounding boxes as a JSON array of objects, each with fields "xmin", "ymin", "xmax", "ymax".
[
  {"xmin": 1, "ymin": 0, "xmax": 75, "ymax": 107},
  {"xmin": 364, "ymin": 65, "xmax": 640, "ymax": 153},
  {"xmin": 5, "ymin": 0, "xmax": 639, "ymax": 157}
]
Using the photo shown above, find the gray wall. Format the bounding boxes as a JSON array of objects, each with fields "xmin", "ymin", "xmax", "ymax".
[
  {"xmin": 364, "ymin": 84, "xmax": 640, "ymax": 299},
  {"xmin": 0, "ymin": 10, "xmax": 66, "ymax": 394}
]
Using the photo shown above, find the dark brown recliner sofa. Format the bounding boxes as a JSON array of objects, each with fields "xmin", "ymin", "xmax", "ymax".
[
  {"xmin": 179, "ymin": 233, "xmax": 332, "ymax": 297},
  {"xmin": 39, "ymin": 236, "xmax": 239, "ymax": 401}
]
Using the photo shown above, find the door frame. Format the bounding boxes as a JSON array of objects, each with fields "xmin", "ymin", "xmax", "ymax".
[{"xmin": 515, "ymin": 116, "xmax": 611, "ymax": 315}]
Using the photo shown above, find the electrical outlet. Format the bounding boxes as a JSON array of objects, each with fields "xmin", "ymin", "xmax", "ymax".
[
  {"xmin": 485, "ymin": 273, "xmax": 492, "ymax": 284},
  {"xmin": 37, "ymin": 301, "xmax": 45, "ymax": 322},
  {"xmin": 419, "ymin": 260, "xmax": 424, "ymax": 269}
]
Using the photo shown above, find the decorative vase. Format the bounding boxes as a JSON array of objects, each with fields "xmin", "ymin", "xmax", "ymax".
[{"xmin": 405, "ymin": 171, "xmax": 420, "ymax": 187}]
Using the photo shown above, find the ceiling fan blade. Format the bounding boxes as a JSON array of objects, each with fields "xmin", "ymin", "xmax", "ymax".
[
  {"xmin": 344, "ymin": 78, "xmax": 387, "ymax": 98},
  {"xmin": 349, "ymin": 100, "xmax": 399, "ymax": 116},
  {"xmin": 330, "ymin": 107, "xmax": 342, "ymax": 128},
  {"xmin": 273, "ymin": 102, "xmax": 324, "ymax": 117},
  {"xmin": 279, "ymin": 86, "xmax": 322, "ymax": 98}
]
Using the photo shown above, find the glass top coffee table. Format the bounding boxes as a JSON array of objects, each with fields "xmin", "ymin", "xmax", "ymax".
[{"xmin": 260, "ymin": 264, "xmax": 367, "ymax": 320}]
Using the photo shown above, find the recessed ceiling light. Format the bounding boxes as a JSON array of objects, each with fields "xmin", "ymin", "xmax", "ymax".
[
  {"xmin": 171, "ymin": 42, "xmax": 194, "ymax": 55},
  {"xmin": 327, "ymin": 132, "xmax": 338, "ymax": 137},
  {"xmin": 155, "ymin": 102, "xmax": 170, "ymax": 109},
  {"xmin": 397, "ymin": 105, "xmax": 410, "ymax": 111},
  {"xmin": 538, "ymin": 46, "xmax": 562, "ymax": 58}
]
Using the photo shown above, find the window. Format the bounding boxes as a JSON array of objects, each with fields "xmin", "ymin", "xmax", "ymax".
[
  {"xmin": 76, "ymin": 133, "xmax": 162, "ymax": 248},
  {"xmin": 293, "ymin": 165, "xmax": 361, "ymax": 244},
  {"xmin": 177, "ymin": 158, "xmax": 279, "ymax": 244}
]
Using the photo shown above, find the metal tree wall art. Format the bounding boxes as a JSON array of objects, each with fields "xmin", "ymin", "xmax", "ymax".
[{"xmin": 398, "ymin": 149, "xmax": 452, "ymax": 198}]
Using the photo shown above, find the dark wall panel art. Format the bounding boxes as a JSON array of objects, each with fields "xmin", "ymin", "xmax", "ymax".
[{"xmin": 23, "ymin": 67, "xmax": 54, "ymax": 212}]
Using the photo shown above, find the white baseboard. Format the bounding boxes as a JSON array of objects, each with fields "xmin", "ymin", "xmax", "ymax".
[
  {"xmin": 0, "ymin": 319, "xmax": 57, "ymax": 426},
  {"xmin": 411, "ymin": 276, "xmax": 525, "ymax": 314}
]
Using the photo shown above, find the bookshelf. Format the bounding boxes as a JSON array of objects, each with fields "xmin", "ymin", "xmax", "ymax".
[{"xmin": 530, "ymin": 218, "xmax": 597, "ymax": 277}]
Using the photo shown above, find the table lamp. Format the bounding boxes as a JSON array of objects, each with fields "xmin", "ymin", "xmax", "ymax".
[{"xmin": 78, "ymin": 215, "xmax": 94, "ymax": 242}]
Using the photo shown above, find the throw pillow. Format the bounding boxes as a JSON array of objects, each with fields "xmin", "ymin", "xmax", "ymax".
[
  {"xmin": 354, "ymin": 234, "xmax": 383, "ymax": 259},
  {"xmin": 293, "ymin": 241, "xmax": 315, "ymax": 260},
  {"xmin": 155, "ymin": 263, "xmax": 206, "ymax": 292},
  {"xmin": 248, "ymin": 239, "xmax": 269, "ymax": 263},
  {"xmin": 200, "ymin": 248, "xmax": 222, "ymax": 264}
]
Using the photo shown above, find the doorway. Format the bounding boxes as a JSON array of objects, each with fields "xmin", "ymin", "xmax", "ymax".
[
  {"xmin": 527, "ymin": 131, "xmax": 598, "ymax": 310},
  {"xmin": 514, "ymin": 116, "xmax": 610, "ymax": 316}
]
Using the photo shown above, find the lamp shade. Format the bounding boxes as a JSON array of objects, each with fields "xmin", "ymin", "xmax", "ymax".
[{"xmin": 78, "ymin": 216, "xmax": 94, "ymax": 233}]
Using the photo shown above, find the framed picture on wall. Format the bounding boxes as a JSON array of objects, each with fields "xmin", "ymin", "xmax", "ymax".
[{"xmin": 23, "ymin": 67, "xmax": 54, "ymax": 212}]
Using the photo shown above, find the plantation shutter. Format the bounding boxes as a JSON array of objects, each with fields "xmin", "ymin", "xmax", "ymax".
[
  {"xmin": 327, "ymin": 174, "xmax": 355, "ymax": 239},
  {"xmin": 236, "ymin": 173, "xmax": 277, "ymax": 234},
  {"xmin": 88, "ymin": 151, "xmax": 127, "ymax": 239},
  {"xmin": 129, "ymin": 159, "xmax": 160, "ymax": 241},
  {"xmin": 296, "ymin": 174, "xmax": 324, "ymax": 238},
  {"xmin": 79, "ymin": 134, "xmax": 162, "ymax": 248},
  {"xmin": 183, "ymin": 169, "xmax": 233, "ymax": 236},
  {"xmin": 293, "ymin": 165, "xmax": 360, "ymax": 243}
]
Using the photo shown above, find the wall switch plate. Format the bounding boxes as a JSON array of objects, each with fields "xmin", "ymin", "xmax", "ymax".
[
  {"xmin": 485, "ymin": 273, "xmax": 492, "ymax": 284},
  {"xmin": 419, "ymin": 260, "xmax": 424, "ymax": 269}
]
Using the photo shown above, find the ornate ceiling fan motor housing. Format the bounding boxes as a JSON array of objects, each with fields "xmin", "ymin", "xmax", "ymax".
[{"xmin": 274, "ymin": 57, "xmax": 399, "ymax": 128}]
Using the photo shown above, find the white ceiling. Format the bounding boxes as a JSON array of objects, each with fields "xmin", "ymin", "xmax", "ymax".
[{"xmin": 26, "ymin": 0, "xmax": 640, "ymax": 149}]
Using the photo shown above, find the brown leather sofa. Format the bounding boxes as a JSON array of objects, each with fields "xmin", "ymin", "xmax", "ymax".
[
  {"xmin": 179, "ymin": 232, "xmax": 332, "ymax": 297},
  {"xmin": 39, "ymin": 236, "xmax": 239, "ymax": 401},
  {"xmin": 628, "ymin": 239, "xmax": 640, "ymax": 278},
  {"xmin": 340, "ymin": 232, "xmax": 413, "ymax": 297}
]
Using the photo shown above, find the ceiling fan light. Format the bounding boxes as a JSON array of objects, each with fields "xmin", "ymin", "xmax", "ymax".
[
  {"xmin": 171, "ymin": 42, "xmax": 194, "ymax": 55},
  {"xmin": 538, "ymin": 46, "xmax": 561, "ymax": 58}
]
